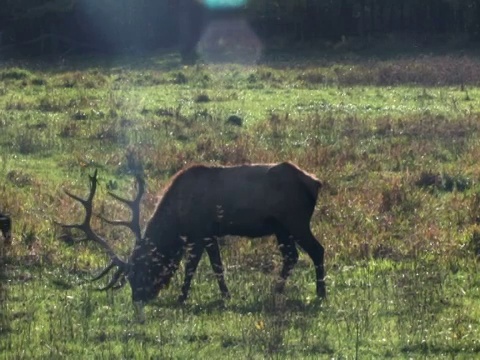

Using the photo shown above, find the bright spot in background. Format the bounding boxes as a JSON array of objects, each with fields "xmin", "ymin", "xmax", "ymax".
[
  {"xmin": 204, "ymin": 0, "xmax": 247, "ymax": 10},
  {"xmin": 197, "ymin": 19, "xmax": 263, "ymax": 64}
]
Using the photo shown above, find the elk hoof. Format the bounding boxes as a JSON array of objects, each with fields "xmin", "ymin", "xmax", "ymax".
[
  {"xmin": 222, "ymin": 291, "xmax": 231, "ymax": 300},
  {"xmin": 177, "ymin": 294, "xmax": 187, "ymax": 304},
  {"xmin": 317, "ymin": 283, "xmax": 327, "ymax": 299},
  {"xmin": 274, "ymin": 282, "xmax": 286, "ymax": 294}
]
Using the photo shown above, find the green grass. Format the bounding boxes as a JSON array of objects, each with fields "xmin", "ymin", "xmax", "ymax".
[
  {"xmin": 1, "ymin": 52, "xmax": 480, "ymax": 358},
  {"xmin": 3, "ymin": 259, "xmax": 479, "ymax": 358}
]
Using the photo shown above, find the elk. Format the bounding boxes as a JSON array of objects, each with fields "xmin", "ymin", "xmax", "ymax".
[
  {"xmin": 0, "ymin": 213, "xmax": 11, "ymax": 246},
  {"xmin": 59, "ymin": 162, "xmax": 325, "ymax": 322}
]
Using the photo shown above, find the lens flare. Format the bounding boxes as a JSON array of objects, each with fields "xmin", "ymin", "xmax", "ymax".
[
  {"xmin": 198, "ymin": 19, "xmax": 263, "ymax": 64},
  {"xmin": 203, "ymin": 0, "xmax": 247, "ymax": 10}
]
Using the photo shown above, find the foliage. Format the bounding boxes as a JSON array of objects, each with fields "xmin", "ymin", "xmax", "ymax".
[
  {"xmin": 3, "ymin": 0, "xmax": 480, "ymax": 56},
  {"xmin": 1, "ymin": 52, "xmax": 480, "ymax": 358}
]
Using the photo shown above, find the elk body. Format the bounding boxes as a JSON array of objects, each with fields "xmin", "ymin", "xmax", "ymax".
[
  {"xmin": 60, "ymin": 162, "xmax": 325, "ymax": 322},
  {"xmin": 0, "ymin": 213, "xmax": 11, "ymax": 246}
]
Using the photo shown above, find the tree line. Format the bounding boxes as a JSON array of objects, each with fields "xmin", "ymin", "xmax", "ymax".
[{"xmin": 1, "ymin": 0, "xmax": 479, "ymax": 58}]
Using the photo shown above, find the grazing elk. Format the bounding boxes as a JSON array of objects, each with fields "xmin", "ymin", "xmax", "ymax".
[
  {"xmin": 0, "ymin": 213, "xmax": 12, "ymax": 246},
  {"xmin": 59, "ymin": 162, "xmax": 325, "ymax": 322}
]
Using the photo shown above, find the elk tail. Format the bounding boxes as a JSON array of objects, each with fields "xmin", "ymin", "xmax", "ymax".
[{"xmin": 298, "ymin": 171, "xmax": 322, "ymax": 206}]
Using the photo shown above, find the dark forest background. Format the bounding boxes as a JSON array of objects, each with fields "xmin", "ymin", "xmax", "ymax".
[{"xmin": 1, "ymin": 0, "xmax": 480, "ymax": 60}]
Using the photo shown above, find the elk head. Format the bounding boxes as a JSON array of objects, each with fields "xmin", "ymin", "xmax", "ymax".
[{"xmin": 57, "ymin": 170, "xmax": 150, "ymax": 322}]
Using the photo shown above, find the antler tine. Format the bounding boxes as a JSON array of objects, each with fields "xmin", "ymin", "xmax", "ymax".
[
  {"xmin": 96, "ymin": 268, "xmax": 126, "ymax": 291},
  {"xmin": 90, "ymin": 260, "xmax": 116, "ymax": 282},
  {"xmin": 111, "ymin": 274, "xmax": 128, "ymax": 290},
  {"xmin": 113, "ymin": 282, "xmax": 127, "ymax": 290},
  {"xmin": 131, "ymin": 174, "xmax": 146, "ymax": 240},
  {"xmin": 102, "ymin": 173, "xmax": 145, "ymax": 243},
  {"xmin": 60, "ymin": 170, "xmax": 127, "ymax": 268}
]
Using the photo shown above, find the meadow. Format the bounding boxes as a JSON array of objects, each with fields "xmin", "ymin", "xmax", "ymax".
[{"xmin": 1, "ymin": 51, "xmax": 480, "ymax": 359}]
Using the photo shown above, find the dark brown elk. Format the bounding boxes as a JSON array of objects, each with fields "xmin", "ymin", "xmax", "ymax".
[
  {"xmin": 0, "ymin": 213, "xmax": 12, "ymax": 246},
  {"xmin": 59, "ymin": 162, "xmax": 325, "ymax": 322}
]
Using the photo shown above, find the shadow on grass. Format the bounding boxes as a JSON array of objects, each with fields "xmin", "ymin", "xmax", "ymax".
[{"xmin": 150, "ymin": 294, "xmax": 325, "ymax": 316}]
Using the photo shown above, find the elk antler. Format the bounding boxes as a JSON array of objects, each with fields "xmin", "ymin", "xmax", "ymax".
[
  {"xmin": 57, "ymin": 170, "xmax": 129, "ymax": 289},
  {"xmin": 94, "ymin": 173, "xmax": 146, "ymax": 290},
  {"xmin": 98, "ymin": 174, "xmax": 145, "ymax": 245}
]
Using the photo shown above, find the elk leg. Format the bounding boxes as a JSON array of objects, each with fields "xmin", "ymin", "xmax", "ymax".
[
  {"xmin": 295, "ymin": 230, "xmax": 326, "ymax": 298},
  {"xmin": 205, "ymin": 237, "xmax": 230, "ymax": 299},
  {"xmin": 178, "ymin": 243, "xmax": 204, "ymax": 303},
  {"xmin": 274, "ymin": 230, "xmax": 299, "ymax": 294}
]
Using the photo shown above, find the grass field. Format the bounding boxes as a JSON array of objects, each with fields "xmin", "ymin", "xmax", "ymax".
[{"xmin": 1, "ymin": 51, "xmax": 480, "ymax": 358}]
